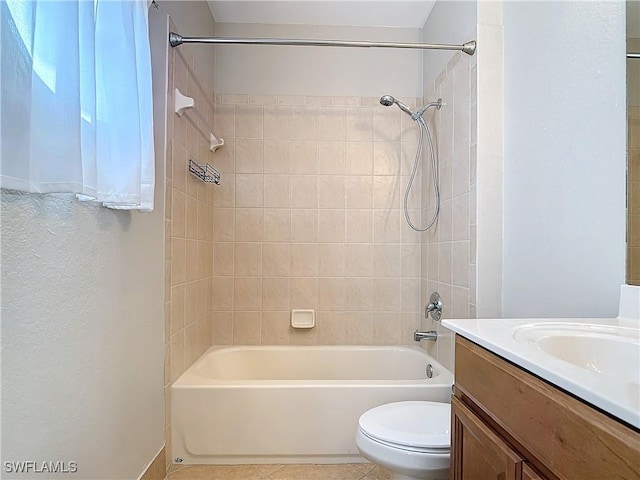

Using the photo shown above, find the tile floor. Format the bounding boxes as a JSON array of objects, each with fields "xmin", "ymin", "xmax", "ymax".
[{"xmin": 166, "ymin": 463, "xmax": 391, "ymax": 480}]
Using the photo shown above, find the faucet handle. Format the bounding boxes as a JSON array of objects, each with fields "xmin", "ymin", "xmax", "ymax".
[{"xmin": 425, "ymin": 292, "xmax": 443, "ymax": 321}]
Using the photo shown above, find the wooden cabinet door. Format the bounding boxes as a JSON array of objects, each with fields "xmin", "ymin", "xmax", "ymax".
[{"xmin": 451, "ymin": 397, "xmax": 523, "ymax": 480}]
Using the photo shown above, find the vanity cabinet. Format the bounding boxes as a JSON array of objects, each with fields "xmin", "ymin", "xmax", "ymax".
[{"xmin": 451, "ymin": 336, "xmax": 640, "ymax": 480}]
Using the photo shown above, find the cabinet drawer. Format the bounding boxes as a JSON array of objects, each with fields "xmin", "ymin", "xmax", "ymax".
[
  {"xmin": 454, "ymin": 336, "xmax": 640, "ymax": 480},
  {"xmin": 451, "ymin": 396, "xmax": 523, "ymax": 480}
]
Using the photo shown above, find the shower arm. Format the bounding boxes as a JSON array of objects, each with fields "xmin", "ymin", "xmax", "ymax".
[{"xmin": 169, "ymin": 32, "xmax": 477, "ymax": 56}]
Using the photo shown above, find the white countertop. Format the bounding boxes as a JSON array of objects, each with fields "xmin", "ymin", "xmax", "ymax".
[{"xmin": 442, "ymin": 316, "xmax": 640, "ymax": 430}]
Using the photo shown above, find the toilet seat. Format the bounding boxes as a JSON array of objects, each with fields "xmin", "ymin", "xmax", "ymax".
[{"xmin": 358, "ymin": 401, "xmax": 451, "ymax": 452}]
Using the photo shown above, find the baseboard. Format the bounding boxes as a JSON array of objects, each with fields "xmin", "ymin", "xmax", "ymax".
[{"xmin": 140, "ymin": 447, "xmax": 166, "ymax": 480}]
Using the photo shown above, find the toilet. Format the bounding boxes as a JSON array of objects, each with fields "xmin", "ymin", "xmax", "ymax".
[{"xmin": 355, "ymin": 401, "xmax": 451, "ymax": 480}]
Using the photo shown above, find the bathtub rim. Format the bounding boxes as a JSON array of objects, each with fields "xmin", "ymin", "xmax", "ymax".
[{"xmin": 172, "ymin": 344, "xmax": 454, "ymax": 387}]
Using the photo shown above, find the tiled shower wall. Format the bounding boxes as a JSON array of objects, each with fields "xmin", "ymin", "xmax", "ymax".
[
  {"xmin": 164, "ymin": 22, "xmax": 216, "ymax": 464},
  {"xmin": 419, "ymin": 50, "xmax": 477, "ymax": 370},
  {"xmin": 211, "ymin": 95, "xmax": 425, "ymax": 345}
]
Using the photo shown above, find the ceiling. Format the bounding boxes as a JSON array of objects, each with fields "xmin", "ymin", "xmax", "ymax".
[{"xmin": 207, "ymin": 1, "xmax": 437, "ymax": 29}]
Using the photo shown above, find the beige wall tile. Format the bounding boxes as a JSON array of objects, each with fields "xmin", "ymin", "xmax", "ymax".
[
  {"xmin": 235, "ymin": 140, "xmax": 264, "ymax": 174},
  {"xmin": 171, "ymin": 238, "xmax": 186, "ymax": 285},
  {"xmin": 346, "ymin": 210, "xmax": 373, "ymax": 243},
  {"xmin": 234, "ymin": 243, "xmax": 262, "ymax": 277},
  {"xmin": 373, "ymin": 210, "xmax": 401, "ymax": 243},
  {"xmin": 172, "ymin": 190, "xmax": 186, "ymax": 238},
  {"xmin": 290, "ymin": 277, "xmax": 318, "ymax": 309},
  {"xmin": 373, "ymin": 176, "xmax": 401, "ymax": 209},
  {"xmin": 196, "ymin": 241, "xmax": 213, "ymax": 280},
  {"xmin": 262, "ymin": 278, "xmax": 290, "ymax": 311},
  {"xmin": 264, "ymin": 140, "xmax": 290, "ymax": 174},
  {"xmin": 318, "ymin": 142, "xmax": 345, "ymax": 175},
  {"xmin": 291, "ymin": 210, "xmax": 318, "ymax": 242},
  {"xmin": 213, "ymin": 242, "xmax": 234, "ymax": 276},
  {"xmin": 290, "ymin": 175, "xmax": 318, "ymax": 208},
  {"xmin": 213, "ymin": 277, "xmax": 234, "ymax": 311},
  {"xmin": 373, "ymin": 313, "xmax": 400, "ymax": 344},
  {"xmin": 235, "ymin": 105, "xmax": 263, "ymax": 139},
  {"xmin": 374, "ymin": 278, "xmax": 401, "ymax": 312},
  {"xmin": 290, "ymin": 141, "xmax": 318, "ymax": 174},
  {"xmin": 292, "ymin": 106, "xmax": 319, "ymax": 140},
  {"xmin": 264, "ymin": 175, "xmax": 291, "ymax": 208},
  {"xmin": 213, "ymin": 208, "xmax": 235, "ymax": 242},
  {"xmin": 264, "ymin": 106, "xmax": 292, "ymax": 140},
  {"xmin": 374, "ymin": 244, "xmax": 402, "ymax": 278},
  {"xmin": 233, "ymin": 312, "xmax": 261, "ymax": 344},
  {"xmin": 261, "ymin": 311, "xmax": 290, "ymax": 344},
  {"xmin": 235, "ymin": 174, "xmax": 264, "ymax": 208},
  {"xmin": 317, "ymin": 312, "xmax": 346, "ymax": 344},
  {"xmin": 318, "ymin": 107, "xmax": 346, "ymax": 141},
  {"xmin": 345, "ymin": 312, "xmax": 374, "ymax": 345},
  {"xmin": 214, "ymin": 104, "xmax": 235, "ymax": 139},
  {"xmin": 318, "ymin": 176, "xmax": 346, "ymax": 209},
  {"xmin": 205, "ymin": 93, "xmax": 473, "ymax": 349},
  {"xmin": 263, "ymin": 209, "xmax": 291, "ymax": 242},
  {"xmin": 346, "ymin": 176, "xmax": 373, "ymax": 209},
  {"xmin": 213, "ymin": 139, "xmax": 235, "ymax": 174},
  {"xmin": 170, "ymin": 330, "xmax": 185, "ymax": 383},
  {"xmin": 170, "ymin": 284, "xmax": 185, "ymax": 335},
  {"xmin": 317, "ymin": 243, "xmax": 346, "ymax": 277},
  {"xmin": 346, "ymin": 107, "xmax": 373, "ymax": 142},
  {"xmin": 318, "ymin": 210, "xmax": 345, "ymax": 242},
  {"xmin": 373, "ymin": 142, "xmax": 401, "ymax": 175},
  {"xmin": 374, "ymin": 108, "xmax": 401, "ymax": 142},
  {"xmin": 196, "ymin": 315, "xmax": 213, "ymax": 356},
  {"xmin": 317, "ymin": 277, "xmax": 346, "ymax": 311},
  {"xmin": 262, "ymin": 244, "xmax": 291, "ymax": 277},
  {"xmin": 345, "ymin": 277, "xmax": 374, "ymax": 311},
  {"xmin": 234, "ymin": 277, "xmax": 262, "ymax": 311},
  {"xmin": 212, "ymin": 311, "xmax": 233, "ymax": 344},
  {"xmin": 346, "ymin": 244, "xmax": 374, "ymax": 277},
  {"xmin": 184, "ymin": 322, "xmax": 198, "ymax": 367},
  {"xmin": 346, "ymin": 142, "xmax": 373, "ymax": 175},
  {"xmin": 235, "ymin": 208, "xmax": 263, "ymax": 242},
  {"xmin": 290, "ymin": 243, "xmax": 318, "ymax": 277}
]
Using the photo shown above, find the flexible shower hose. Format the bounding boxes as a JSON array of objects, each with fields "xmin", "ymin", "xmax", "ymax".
[{"xmin": 404, "ymin": 112, "xmax": 440, "ymax": 231}]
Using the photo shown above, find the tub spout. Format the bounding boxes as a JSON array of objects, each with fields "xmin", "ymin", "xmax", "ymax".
[{"xmin": 414, "ymin": 330, "xmax": 438, "ymax": 342}]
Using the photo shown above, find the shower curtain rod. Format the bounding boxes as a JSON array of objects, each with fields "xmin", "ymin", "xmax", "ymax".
[
  {"xmin": 169, "ymin": 32, "xmax": 477, "ymax": 56},
  {"xmin": 629, "ymin": 53, "xmax": 640, "ymax": 59}
]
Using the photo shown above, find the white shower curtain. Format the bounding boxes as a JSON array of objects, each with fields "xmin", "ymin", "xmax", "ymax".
[{"xmin": 0, "ymin": 0, "xmax": 155, "ymax": 211}]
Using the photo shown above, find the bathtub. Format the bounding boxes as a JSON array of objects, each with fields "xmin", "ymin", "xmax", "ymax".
[{"xmin": 171, "ymin": 345, "xmax": 453, "ymax": 465}]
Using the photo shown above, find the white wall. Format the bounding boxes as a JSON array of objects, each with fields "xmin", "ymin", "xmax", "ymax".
[
  {"xmin": 214, "ymin": 22, "xmax": 423, "ymax": 97},
  {"xmin": 422, "ymin": 0, "xmax": 476, "ymax": 88},
  {"xmin": 1, "ymin": 190, "xmax": 165, "ymax": 480},
  {"xmin": 501, "ymin": 1, "xmax": 626, "ymax": 317}
]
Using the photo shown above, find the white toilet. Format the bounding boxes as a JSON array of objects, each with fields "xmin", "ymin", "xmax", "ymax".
[{"xmin": 355, "ymin": 401, "xmax": 451, "ymax": 480}]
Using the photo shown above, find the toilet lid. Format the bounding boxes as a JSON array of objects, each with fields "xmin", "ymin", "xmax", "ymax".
[{"xmin": 358, "ymin": 401, "xmax": 451, "ymax": 450}]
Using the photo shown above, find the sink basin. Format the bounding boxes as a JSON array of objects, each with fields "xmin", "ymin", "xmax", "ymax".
[{"xmin": 512, "ymin": 323, "xmax": 640, "ymax": 385}]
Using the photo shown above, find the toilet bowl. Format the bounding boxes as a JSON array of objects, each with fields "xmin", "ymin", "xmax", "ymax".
[{"xmin": 355, "ymin": 401, "xmax": 451, "ymax": 480}]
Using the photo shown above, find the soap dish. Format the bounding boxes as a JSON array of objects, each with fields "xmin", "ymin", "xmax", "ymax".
[{"xmin": 291, "ymin": 309, "xmax": 315, "ymax": 329}]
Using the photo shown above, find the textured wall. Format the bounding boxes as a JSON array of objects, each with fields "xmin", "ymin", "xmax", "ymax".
[
  {"xmin": 1, "ymin": 190, "xmax": 164, "ymax": 479},
  {"xmin": 502, "ymin": 1, "xmax": 626, "ymax": 317},
  {"xmin": 628, "ymin": 37, "xmax": 640, "ymax": 285}
]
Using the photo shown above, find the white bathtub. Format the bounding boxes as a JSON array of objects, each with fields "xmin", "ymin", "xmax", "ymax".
[{"xmin": 171, "ymin": 345, "xmax": 453, "ymax": 465}]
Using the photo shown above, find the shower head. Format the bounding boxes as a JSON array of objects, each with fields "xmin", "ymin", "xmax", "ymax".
[
  {"xmin": 379, "ymin": 95, "xmax": 394, "ymax": 107},
  {"xmin": 379, "ymin": 95, "xmax": 414, "ymax": 117}
]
